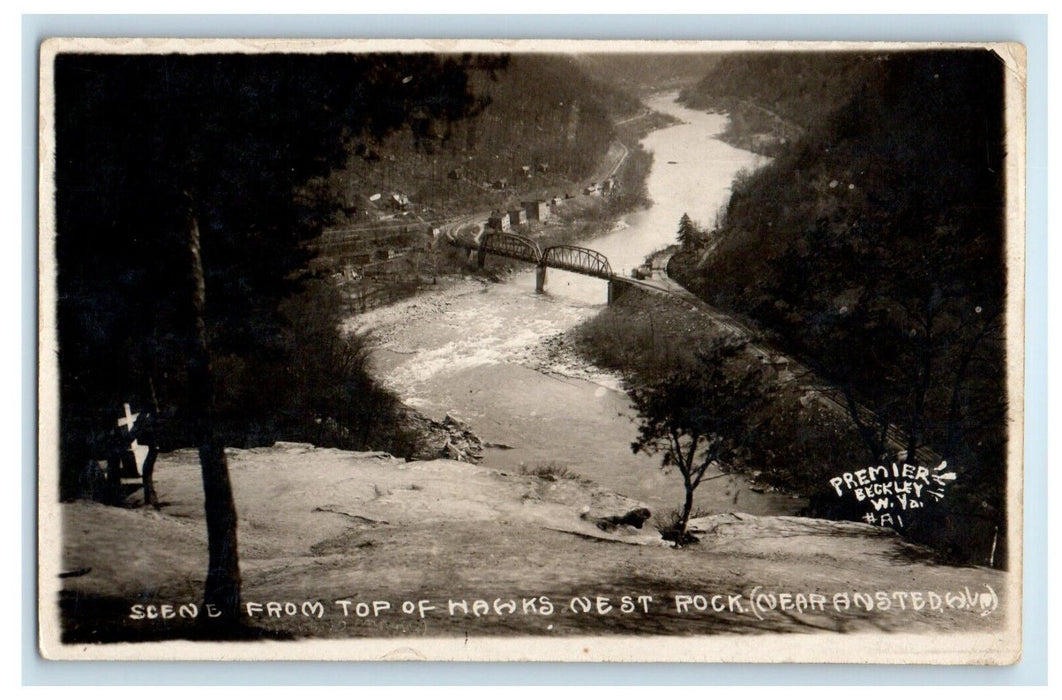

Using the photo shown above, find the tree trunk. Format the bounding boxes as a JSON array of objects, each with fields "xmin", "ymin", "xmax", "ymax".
[
  {"xmin": 183, "ymin": 201, "xmax": 242, "ymax": 624},
  {"xmin": 679, "ymin": 484, "xmax": 696, "ymax": 543},
  {"xmin": 676, "ymin": 483, "xmax": 695, "ymax": 548},
  {"xmin": 141, "ymin": 378, "xmax": 161, "ymax": 509},
  {"xmin": 141, "ymin": 447, "xmax": 160, "ymax": 510}
]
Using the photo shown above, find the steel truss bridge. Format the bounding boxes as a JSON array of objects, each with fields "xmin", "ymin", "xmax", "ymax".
[{"xmin": 452, "ymin": 232, "xmax": 625, "ymax": 299}]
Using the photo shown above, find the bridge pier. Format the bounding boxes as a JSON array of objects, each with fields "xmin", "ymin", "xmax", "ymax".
[
  {"xmin": 535, "ymin": 265, "xmax": 547, "ymax": 294},
  {"xmin": 607, "ymin": 278, "xmax": 628, "ymax": 305}
]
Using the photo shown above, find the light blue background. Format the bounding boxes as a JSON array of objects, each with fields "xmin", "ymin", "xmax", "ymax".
[{"xmin": 23, "ymin": 13, "xmax": 1048, "ymax": 686}]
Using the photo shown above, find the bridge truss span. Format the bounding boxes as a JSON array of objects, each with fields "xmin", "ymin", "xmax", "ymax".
[
  {"xmin": 478, "ymin": 232, "xmax": 542, "ymax": 265},
  {"xmin": 542, "ymin": 245, "xmax": 613, "ymax": 280},
  {"xmin": 460, "ymin": 231, "xmax": 622, "ymax": 301}
]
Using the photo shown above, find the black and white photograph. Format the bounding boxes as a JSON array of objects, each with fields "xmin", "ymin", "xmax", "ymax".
[{"xmin": 37, "ymin": 38, "xmax": 1026, "ymax": 662}]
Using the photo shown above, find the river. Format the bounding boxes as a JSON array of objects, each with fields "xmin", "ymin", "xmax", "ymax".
[{"xmin": 352, "ymin": 92, "xmax": 802, "ymax": 519}]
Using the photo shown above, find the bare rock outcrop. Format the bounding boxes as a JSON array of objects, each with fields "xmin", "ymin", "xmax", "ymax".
[{"xmin": 400, "ymin": 409, "xmax": 485, "ymax": 463}]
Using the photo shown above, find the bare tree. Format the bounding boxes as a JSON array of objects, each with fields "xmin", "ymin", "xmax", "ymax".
[
  {"xmin": 629, "ymin": 342, "xmax": 771, "ymax": 545},
  {"xmin": 182, "ymin": 200, "xmax": 242, "ymax": 624}
]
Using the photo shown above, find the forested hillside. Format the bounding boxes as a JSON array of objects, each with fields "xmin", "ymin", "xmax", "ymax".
[
  {"xmin": 682, "ymin": 52, "xmax": 880, "ymax": 128},
  {"xmin": 310, "ymin": 53, "xmax": 637, "ymax": 224},
  {"xmin": 671, "ymin": 50, "xmax": 1009, "ymax": 557},
  {"xmin": 680, "ymin": 52, "xmax": 884, "ymax": 155},
  {"xmin": 574, "ymin": 53, "xmax": 723, "ymax": 94},
  {"xmin": 459, "ymin": 54, "xmax": 637, "ymax": 179},
  {"xmin": 53, "ymin": 52, "xmax": 630, "ymax": 499}
]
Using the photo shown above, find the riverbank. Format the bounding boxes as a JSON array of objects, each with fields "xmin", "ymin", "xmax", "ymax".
[
  {"xmin": 336, "ymin": 111, "xmax": 662, "ymax": 459},
  {"xmin": 348, "ymin": 91, "xmax": 798, "ymax": 524},
  {"xmin": 329, "ymin": 134, "xmax": 654, "ymax": 319},
  {"xmin": 563, "ymin": 285, "xmax": 826, "ymax": 503},
  {"xmin": 339, "ymin": 95, "xmax": 663, "ymax": 325},
  {"xmin": 676, "ymin": 90, "xmax": 806, "ymax": 158}
]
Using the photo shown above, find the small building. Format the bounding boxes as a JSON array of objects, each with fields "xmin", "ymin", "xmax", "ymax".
[
  {"xmin": 488, "ymin": 210, "xmax": 510, "ymax": 232},
  {"xmin": 631, "ymin": 264, "xmax": 651, "ymax": 280},
  {"xmin": 602, "ymin": 177, "xmax": 616, "ymax": 195},
  {"xmin": 551, "ymin": 196, "xmax": 563, "ymax": 207},
  {"xmin": 520, "ymin": 165, "xmax": 532, "ymax": 178},
  {"xmin": 375, "ymin": 248, "xmax": 396, "ymax": 261},
  {"xmin": 537, "ymin": 163, "xmax": 550, "ymax": 174},
  {"xmin": 493, "ymin": 178, "xmax": 508, "ymax": 190},
  {"xmin": 508, "ymin": 208, "xmax": 527, "ymax": 228},
  {"xmin": 584, "ymin": 182, "xmax": 601, "ymax": 195},
  {"xmin": 390, "ymin": 192, "xmax": 410, "ymax": 210},
  {"xmin": 767, "ymin": 355, "xmax": 794, "ymax": 383},
  {"xmin": 521, "ymin": 199, "xmax": 550, "ymax": 223},
  {"xmin": 447, "ymin": 168, "xmax": 462, "ymax": 181}
]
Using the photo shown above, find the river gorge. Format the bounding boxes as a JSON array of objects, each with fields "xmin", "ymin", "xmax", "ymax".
[{"xmin": 352, "ymin": 92, "xmax": 800, "ymax": 520}]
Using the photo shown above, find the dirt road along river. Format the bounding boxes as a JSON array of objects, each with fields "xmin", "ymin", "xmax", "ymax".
[{"xmin": 352, "ymin": 92, "xmax": 800, "ymax": 519}]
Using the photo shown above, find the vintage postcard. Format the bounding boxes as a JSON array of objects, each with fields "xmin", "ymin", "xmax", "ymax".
[{"xmin": 38, "ymin": 38, "xmax": 1026, "ymax": 662}]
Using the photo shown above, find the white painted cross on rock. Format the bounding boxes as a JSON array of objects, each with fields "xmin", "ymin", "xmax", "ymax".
[{"xmin": 117, "ymin": 403, "xmax": 150, "ymax": 476}]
